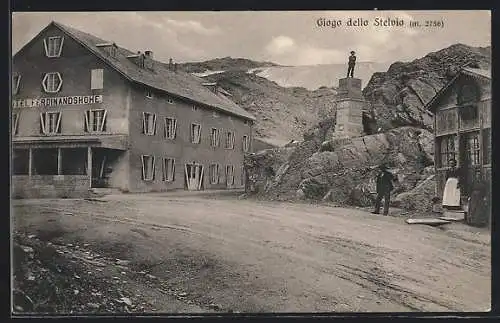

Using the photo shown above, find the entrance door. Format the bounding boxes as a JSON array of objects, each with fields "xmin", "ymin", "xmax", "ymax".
[
  {"xmin": 92, "ymin": 149, "xmax": 108, "ymax": 188},
  {"xmin": 185, "ymin": 163, "xmax": 204, "ymax": 191}
]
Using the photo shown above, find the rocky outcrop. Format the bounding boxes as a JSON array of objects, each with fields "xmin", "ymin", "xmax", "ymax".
[
  {"xmin": 362, "ymin": 44, "xmax": 491, "ymax": 132},
  {"xmin": 245, "ymin": 126, "xmax": 435, "ymax": 207}
]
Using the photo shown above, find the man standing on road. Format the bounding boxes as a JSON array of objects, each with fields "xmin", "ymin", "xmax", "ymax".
[
  {"xmin": 372, "ymin": 164, "xmax": 397, "ymax": 216},
  {"xmin": 347, "ymin": 51, "xmax": 356, "ymax": 78}
]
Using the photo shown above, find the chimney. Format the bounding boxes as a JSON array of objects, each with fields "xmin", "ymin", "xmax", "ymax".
[
  {"xmin": 169, "ymin": 58, "xmax": 173, "ymax": 70},
  {"xmin": 144, "ymin": 50, "xmax": 154, "ymax": 70},
  {"xmin": 174, "ymin": 63, "xmax": 178, "ymax": 72}
]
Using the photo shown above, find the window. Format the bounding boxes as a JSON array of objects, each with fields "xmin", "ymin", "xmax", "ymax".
[
  {"xmin": 438, "ymin": 135, "xmax": 456, "ymax": 168},
  {"xmin": 209, "ymin": 164, "xmax": 220, "ymax": 184},
  {"xmin": 436, "ymin": 109, "xmax": 457, "ymax": 134},
  {"xmin": 191, "ymin": 123, "xmax": 201, "ymax": 144},
  {"xmin": 42, "ymin": 72, "xmax": 63, "ymax": 93},
  {"xmin": 164, "ymin": 117, "xmax": 177, "ymax": 139},
  {"xmin": 40, "ymin": 111, "xmax": 61, "ymax": 134},
  {"xmin": 146, "ymin": 89, "xmax": 153, "ymax": 98},
  {"xmin": 44, "ymin": 36, "xmax": 64, "ymax": 57},
  {"xmin": 141, "ymin": 155, "xmax": 155, "ymax": 181},
  {"xmin": 213, "ymin": 111, "xmax": 219, "ymax": 118},
  {"xmin": 61, "ymin": 148, "xmax": 87, "ymax": 175},
  {"xmin": 167, "ymin": 98, "xmax": 174, "ymax": 104},
  {"xmin": 459, "ymin": 105, "xmax": 479, "ymax": 129},
  {"xmin": 226, "ymin": 165, "xmax": 235, "ymax": 186},
  {"xmin": 162, "ymin": 158, "xmax": 175, "ymax": 182},
  {"xmin": 91, "ymin": 69, "xmax": 104, "ymax": 90},
  {"xmin": 242, "ymin": 135, "xmax": 250, "ymax": 152},
  {"xmin": 483, "ymin": 128, "xmax": 491, "ymax": 165},
  {"xmin": 32, "ymin": 149, "xmax": 58, "ymax": 175},
  {"xmin": 457, "ymin": 83, "xmax": 479, "ymax": 106},
  {"xmin": 464, "ymin": 132, "xmax": 480, "ymax": 166},
  {"xmin": 13, "ymin": 149, "xmax": 30, "ymax": 175},
  {"xmin": 225, "ymin": 131, "xmax": 235, "ymax": 149},
  {"xmin": 143, "ymin": 112, "xmax": 157, "ymax": 135},
  {"xmin": 85, "ymin": 109, "xmax": 107, "ymax": 132},
  {"xmin": 210, "ymin": 128, "xmax": 220, "ymax": 147},
  {"xmin": 192, "ymin": 105, "xmax": 199, "ymax": 111},
  {"xmin": 12, "ymin": 74, "xmax": 21, "ymax": 95},
  {"xmin": 12, "ymin": 112, "xmax": 19, "ymax": 136}
]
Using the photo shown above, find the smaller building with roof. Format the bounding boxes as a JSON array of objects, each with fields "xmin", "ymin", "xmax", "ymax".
[{"xmin": 425, "ymin": 66, "xmax": 491, "ymax": 225}]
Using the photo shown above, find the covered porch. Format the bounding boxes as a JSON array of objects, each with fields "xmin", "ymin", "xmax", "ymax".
[{"xmin": 12, "ymin": 135, "xmax": 129, "ymax": 198}]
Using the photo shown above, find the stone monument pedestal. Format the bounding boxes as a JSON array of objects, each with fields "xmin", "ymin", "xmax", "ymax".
[{"xmin": 332, "ymin": 77, "xmax": 366, "ymax": 139}]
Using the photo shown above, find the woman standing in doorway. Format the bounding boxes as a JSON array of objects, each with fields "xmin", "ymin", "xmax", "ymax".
[{"xmin": 442, "ymin": 158, "xmax": 462, "ymax": 210}]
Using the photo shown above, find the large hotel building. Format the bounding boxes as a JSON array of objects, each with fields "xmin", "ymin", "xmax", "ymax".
[{"xmin": 12, "ymin": 21, "xmax": 255, "ymax": 198}]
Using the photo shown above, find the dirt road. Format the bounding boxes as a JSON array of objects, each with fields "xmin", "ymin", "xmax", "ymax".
[{"xmin": 12, "ymin": 192, "xmax": 491, "ymax": 313}]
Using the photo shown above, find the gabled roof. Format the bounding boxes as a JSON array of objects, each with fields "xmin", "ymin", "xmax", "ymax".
[
  {"xmin": 15, "ymin": 21, "xmax": 255, "ymax": 121},
  {"xmin": 425, "ymin": 66, "xmax": 491, "ymax": 113}
]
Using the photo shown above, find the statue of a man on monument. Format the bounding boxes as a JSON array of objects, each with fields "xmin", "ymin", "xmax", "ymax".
[{"xmin": 347, "ymin": 51, "xmax": 356, "ymax": 78}]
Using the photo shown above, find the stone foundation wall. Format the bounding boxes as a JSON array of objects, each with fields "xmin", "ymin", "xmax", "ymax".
[{"xmin": 12, "ymin": 175, "xmax": 91, "ymax": 199}]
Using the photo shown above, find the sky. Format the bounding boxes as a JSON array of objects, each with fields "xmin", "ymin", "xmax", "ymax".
[{"xmin": 12, "ymin": 11, "xmax": 491, "ymax": 66}]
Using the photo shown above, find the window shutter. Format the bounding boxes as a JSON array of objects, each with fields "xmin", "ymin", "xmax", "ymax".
[
  {"xmin": 172, "ymin": 160, "xmax": 175, "ymax": 181},
  {"xmin": 84, "ymin": 111, "xmax": 90, "ymax": 132},
  {"xmin": 152, "ymin": 156, "xmax": 156, "ymax": 180},
  {"xmin": 141, "ymin": 156, "xmax": 146, "ymax": 180},
  {"xmin": 58, "ymin": 37, "xmax": 65, "ymax": 56},
  {"xmin": 55, "ymin": 112, "xmax": 62, "ymax": 133},
  {"xmin": 142, "ymin": 113, "xmax": 147, "ymax": 134},
  {"xmin": 43, "ymin": 38, "xmax": 49, "ymax": 57},
  {"xmin": 40, "ymin": 113, "xmax": 46, "ymax": 134},
  {"xmin": 153, "ymin": 114, "xmax": 157, "ymax": 135},
  {"xmin": 13, "ymin": 113, "xmax": 19, "ymax": 135},
  {"xmin": 100, "ymin": 110, "xmax": 107, "ymax": 132},
  {"xmin": 91, "ymin": 69, "xmax": 104, "ymax": 90}
]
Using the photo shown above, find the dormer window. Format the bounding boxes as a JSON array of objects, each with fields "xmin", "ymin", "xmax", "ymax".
[
  {"xmin": 96, "ymin": 43, "xmax": 118, "ymax": 58},
  {"xmin": 146, "ymin": 89, "xmax": 153, "ymax": 99},
  {"xmin": 126, "ymin": 52, "xmax": 145, "ymax": 68},
  {"xmin": 202, "ymin": 82, "xmax": 218, "ymax": 94},
  {"xmin": 44, "ymin": 36, "xmax": 64, "ymax": 58}
]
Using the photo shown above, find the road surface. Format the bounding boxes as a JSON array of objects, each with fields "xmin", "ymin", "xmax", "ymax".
[{"xmin": 12, "ymin": 192, "xmax": 491, "ymax": 313}]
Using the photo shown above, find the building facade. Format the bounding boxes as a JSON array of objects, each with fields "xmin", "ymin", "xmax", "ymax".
[
  {"xmin": 427, "ymin": 67, "xmax": 491, "ymax": 207},
  {"xmin": 12, "ymin": 22, "xmax": 255, "ymax": 198}
]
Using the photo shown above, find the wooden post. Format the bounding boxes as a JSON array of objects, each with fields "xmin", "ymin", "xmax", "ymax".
[
  {"xmin": 57, "ymin": 148, "xmax": 62, "ymax": 175},
  {"xmin": 87, "ymin": 146, "xmax": 92, "ymax": 188},
  {"xmin": 28, "ymin": 148, "xmax": 32, "ymax": 176}
]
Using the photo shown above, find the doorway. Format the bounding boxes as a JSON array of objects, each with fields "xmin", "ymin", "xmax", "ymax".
[
  {"xmin": 185, "ymin": 162, "xmax": 204, "ymax": 191},
  {"xmin": 91, "ymin": 148, "xmax": 122, "ymax": 188}
]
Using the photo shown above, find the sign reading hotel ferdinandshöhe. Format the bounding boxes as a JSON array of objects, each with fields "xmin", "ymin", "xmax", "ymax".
[{"xmin": 12, "ymin": 95, "xmax": 103, "ymax": 108}]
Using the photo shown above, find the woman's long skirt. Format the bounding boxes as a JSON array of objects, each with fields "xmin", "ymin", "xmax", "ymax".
[{"xmin": 442, "ymin": 177, "xmax": 461, "ymax": 207}]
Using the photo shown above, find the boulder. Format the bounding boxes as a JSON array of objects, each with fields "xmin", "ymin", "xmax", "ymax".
[{"xmin": 392, "ymin": 175, "xmax": 436, "ymax": 212}]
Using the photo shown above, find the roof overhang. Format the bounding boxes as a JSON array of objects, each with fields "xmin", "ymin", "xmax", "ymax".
[
  {"xmin": 12, "ymin": 135, "xmax": 129, "ymax": 150},
  {"xmin": 425, "ymin": 67, "xmax": 491, "ymax": 114}
]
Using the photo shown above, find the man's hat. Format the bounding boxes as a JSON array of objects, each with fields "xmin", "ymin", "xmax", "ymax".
[{"xmin": 350, "ymin": 51, "xmax": 355, "ymax": 54}]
